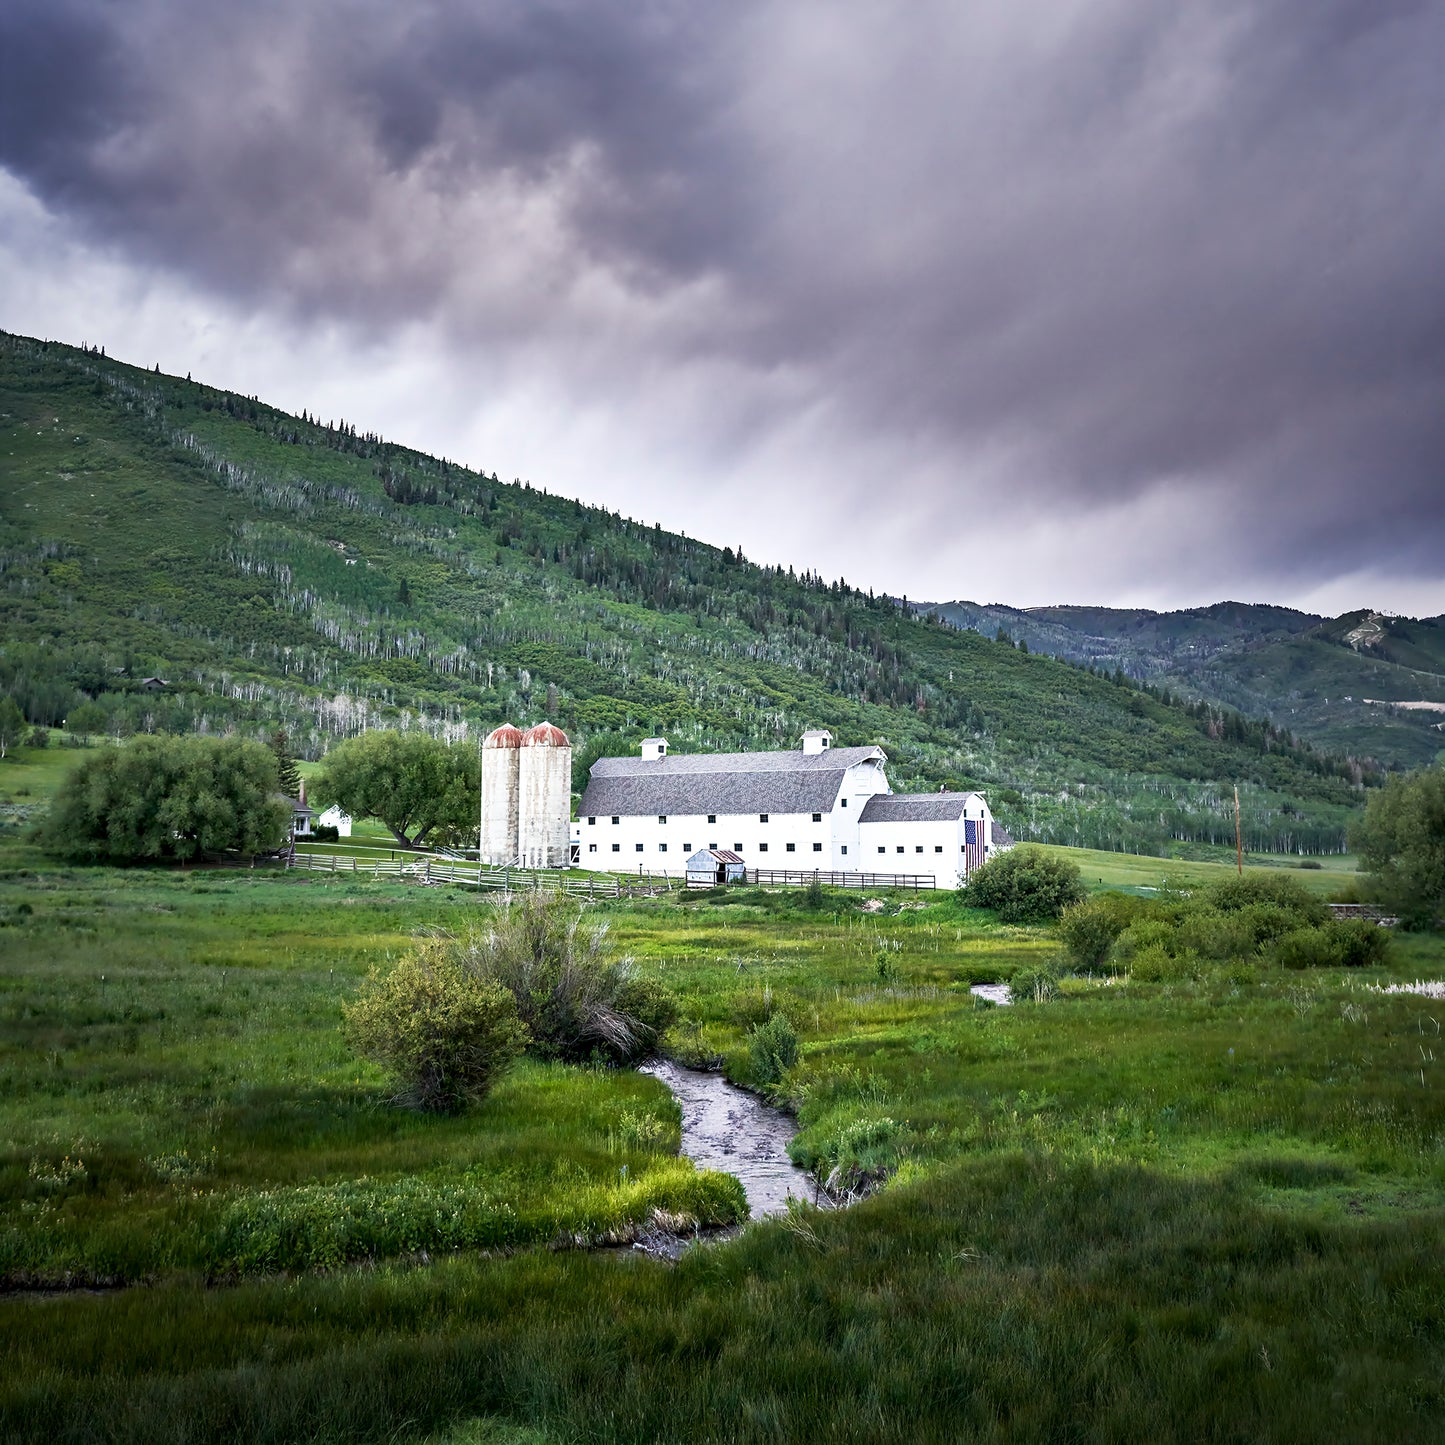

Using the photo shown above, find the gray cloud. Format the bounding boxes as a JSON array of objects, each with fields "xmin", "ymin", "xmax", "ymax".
[{"xmin": 1, "ymin": 0, "xmax": 1442, "ymax": 608}]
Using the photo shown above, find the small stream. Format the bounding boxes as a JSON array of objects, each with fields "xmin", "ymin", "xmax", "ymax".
[
  {"xmin": 640, "ymin": 1059, "xmax": 821, "ymax": 1218},
  {"xmin": 970, "ymin": 983, "xmax": 1013, "ymax": 1005}
]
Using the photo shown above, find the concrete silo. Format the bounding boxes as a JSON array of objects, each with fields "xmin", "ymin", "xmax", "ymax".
[
  {"xmin": 479, "ymin": 724, "xmax": 523, "ymax": 865},
  {"xmin": 518, "ymin": 721, "xmax": 572, "ymax": 868}
]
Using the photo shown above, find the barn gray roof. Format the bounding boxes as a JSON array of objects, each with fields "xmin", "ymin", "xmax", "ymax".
[
  {"xmin": 579, "ymin": 745, "xmax": 885, "ymax": 818},
  {"xmin": 858, "ymin": 792, "xmax": 981, "ymax": 823}
]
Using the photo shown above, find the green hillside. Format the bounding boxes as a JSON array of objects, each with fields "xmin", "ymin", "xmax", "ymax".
[
  {"xmin": 0, "ymin": 330, "xmax": 1376, "ymax": 853},
  {"xmin": 921, "ymin": 599, "xmax": 1445, "ymax": 769}
]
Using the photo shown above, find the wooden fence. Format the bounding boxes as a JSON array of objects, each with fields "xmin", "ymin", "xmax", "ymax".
[
  {"xmin": 1327, "ymin": 903, "xmax": 1398, "ymax": 926},
  {"xmin": 744, "ymin": 868, "xmax": 937, "ymax": 891},
  {"xmin": 284, "ymin": 851, "xmax": 676, "ymax": 898}
]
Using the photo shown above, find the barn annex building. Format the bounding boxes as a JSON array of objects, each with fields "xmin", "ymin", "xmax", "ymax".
[{"xmin": 573, "ymin": 730, "xmax": 996, "ymax": 888}]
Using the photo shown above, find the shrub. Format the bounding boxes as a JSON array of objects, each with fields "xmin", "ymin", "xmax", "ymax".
[
  {"xmin": 1233, "ymin": 902, "xmax": 1304, "ymax": 948},
  {"xmin": 749, "ymin": 1012, "xmax": 800, "ymax": 1085},
  {"xmin": 961, "ymin": 846, "xmax": 1085, "ymax": 923},
  {"xmin": 1128, "ymin": 944, "xmax": 1204, "ymax": 983},
  {"xmin": 450, "ymin": 892, "xmax": 673, "ymax": 1063},
  {"xmin": 1174, "ymin": 907, "xmax": 1258, "ymax": 961},
  {"xmin": 1113, "ymin": 919, "xmax": 1175, "ymax": 965},
  {"xmin": 1057, "ymin": 895, "xmax": 1133, "ymax": 971},
  {"xmin": 344, "ymin": 942, "xmax": 529, "ymax": 1112},
  {"xmin": 802, "ymin": 876, "xmax": 826, "ymax": 910},
  {"xmin": 1333, "ymin": 918, "xmax": 1391, "ymax": 968},
  {"xmin": 1274, "ymin": 926, "xmax": 1343, "ymax": 971},
  {"xmin": 27, "ymin": 726, "xmax": 50, "ymax": 749},
  {"xmin": 1206, "ymin": 872, "xmax": 1326, "ymax": 926},
  {"xmin": 311, "ymin": 823, "xmax": 340, "ymax": 842},
  {"xmin": 795, "ymin": 1113, "xmax": 901, "ymax": 1193},
  {"xmin": 1009, "ymin": 963, "xmax": 1060, "ymax": 1003}
]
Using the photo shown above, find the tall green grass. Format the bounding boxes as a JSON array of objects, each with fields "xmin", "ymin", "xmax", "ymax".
[{"xmin": 0, "ymin": 855, "xmax": 1441, "ymax": 1440}]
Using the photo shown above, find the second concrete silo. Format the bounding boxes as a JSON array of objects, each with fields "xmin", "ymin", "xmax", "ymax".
[{"xmin": 518, "ymin": 721, "xmax": 572, "ymax": 868}]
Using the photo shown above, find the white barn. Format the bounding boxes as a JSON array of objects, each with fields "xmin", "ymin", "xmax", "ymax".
[{"xmin": 573, "ymin": 730, "xmax": 996, "ymax": 888}]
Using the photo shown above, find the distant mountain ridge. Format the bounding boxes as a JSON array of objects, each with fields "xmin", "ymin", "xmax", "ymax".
[
  {"xmin": 912, "ymin": 599, "xmax": 1445, "ymax": 769},
  {"xmin": 0, "ymin": 329, "xmax": 1389, "ymax": 855}
]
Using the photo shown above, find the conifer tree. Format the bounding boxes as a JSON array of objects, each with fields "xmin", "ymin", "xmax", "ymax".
[{"xmin": 269, "ymin": 728, "xmax": 302, "ymax": 797}]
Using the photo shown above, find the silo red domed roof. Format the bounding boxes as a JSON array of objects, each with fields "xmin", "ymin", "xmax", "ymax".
[
  {"xmin": 484, "ymin": 724, "xmax": 525, "ymax": 749},
  {"xmin": 522, "ymin": 721, "xmax": 570, "ymax": 747}
]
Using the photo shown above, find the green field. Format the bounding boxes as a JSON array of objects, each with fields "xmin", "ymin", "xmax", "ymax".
[
  {"xmin": 1, "ymin": 768, "xmax": 1443, "ymax": 1442},
  {"xmin": 1035, "ymin": 842, "xmax": 1359, "ymax": 897}
]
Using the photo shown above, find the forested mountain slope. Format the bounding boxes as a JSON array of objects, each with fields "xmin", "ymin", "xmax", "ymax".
[
  {"xmin": 919, "ymin": 600, "xmax": 1445, "ymax": 770},
  {"xmin": 0, "ymin": 330, "xmax": 1376, "ymax": 852}
]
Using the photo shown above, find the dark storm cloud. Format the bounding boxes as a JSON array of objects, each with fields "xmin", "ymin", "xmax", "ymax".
[{"xmin": 2, "ymin": 0, "xmax": 1442, "ymax": 600}]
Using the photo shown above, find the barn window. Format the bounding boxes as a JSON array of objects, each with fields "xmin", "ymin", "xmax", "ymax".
[
  {"xmin": 659, "ymin": 843, "xmax": 668, "ymax": 853},
  {"xmin": 916, "ymin": 846, "xmax": 923, "ymax": 853},
  {"xmin": 934, "ymin": 845, "xmax": 943, "ymax": 853},
  {"xmin": 635, "ymin": 843, "xmax": 644, "ymax": 852},
  {"xmin": 612, "ymin": 843, "xmax": 620, "ymax": 852},
  {"xmin": 658, "ymin": 815, "xmax": 667, "ymax": 824},
  {"xmin": 841, "ymin": 798, "xmax": 847, "ymax": 807},
  {"xmin": 734, "ymin": 843, "xmax": 743, "ymax": 851},
  {"xmin": 812, "ymin": 813, "xmax": 822, "ymax": 822},
  {"xmin": 683, "ymin": 843, "xmax": 691, "ymax": 853},
  {"xmin": 786, "ymin": 843, "xmax": 796, "ymax": 853},
  {"xmin": 707, "ymin": 814, "xmax": 717, "ymax": 824},
  {"xmin": 896, "ymin": 846, "xmax": 904, "ymax": 854},
  {"xmin": 588, "ymin": 844, "xmax": 597, "ymax": 853},
  {"xmin": 813, "ymin": 842, "xmax": 823, "ymax": 852},
  {"xmin": 878, "ymin": 846, "xmax": 885, "ymax": 855},
  {"xmin": 611, "ymin": 816, "xmax": 620, "ymax": 825},
  {"xmin": 841, "ymin": 845, "xmax": 848, "ymax": 855},
  {"xmin": 588, "ymin": 817, "xmax": 596, "ymax": 825},
  {"xmin": 759, "ymin": 843, "xmax": 768, "ymax": 853}
]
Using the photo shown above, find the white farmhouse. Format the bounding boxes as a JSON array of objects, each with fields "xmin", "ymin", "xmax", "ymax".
[
  {"xmin": 574, "ymin": 730, "xmax": 995, "ymax": 887},
  {"xmin": 317, "ymin": 805, "xmax": 352, "ymax": 837}
]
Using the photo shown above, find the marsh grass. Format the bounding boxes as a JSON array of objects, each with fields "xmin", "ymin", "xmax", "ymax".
[{"xmin": 0, "ymin": 852, "xmax": 1442, "ymax": 1440}]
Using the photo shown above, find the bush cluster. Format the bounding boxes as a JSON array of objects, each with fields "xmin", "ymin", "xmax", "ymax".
[
  {"xmin": 749, "ymin": 1012, "xmax": 800, "ymax": 1085},
  {"xmin": 345, "ymin": 894, "xmax": 677, "ymax": 1112},
  {"xmin": 344, "ymin": 944, "xmax": 528, "ymax": 1113},
  {"xmin": 1056, "ymin": 873, "xmax": 1389, "ymax": 979},
  {"xmin": 960, "ymin": 847, "xmax": 1086, "ymax": 923}
]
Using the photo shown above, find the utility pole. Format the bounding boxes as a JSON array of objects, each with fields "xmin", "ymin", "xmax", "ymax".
[{"xmin": 1234, "ymin": 785, "xmax": 1243, "ymax": 877}]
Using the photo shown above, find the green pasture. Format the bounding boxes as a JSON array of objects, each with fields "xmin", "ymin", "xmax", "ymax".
[
  {"xmin": 0, "ymin": 779, "xmax": 1442, "ymax": 1439},
  {"xmin": 1035, "ymin": 841, "xmax": 1359, "ymax": 896}
]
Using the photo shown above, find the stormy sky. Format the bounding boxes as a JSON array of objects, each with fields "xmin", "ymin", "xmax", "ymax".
[{"xmin": 2, "ymin": 0, "xmax": 1442, "ymax": 616}]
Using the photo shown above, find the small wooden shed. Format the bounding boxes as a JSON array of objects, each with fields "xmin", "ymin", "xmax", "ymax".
[{"xmin": 685, "ymin": 848, "xmax": 746, "ymax": 888}]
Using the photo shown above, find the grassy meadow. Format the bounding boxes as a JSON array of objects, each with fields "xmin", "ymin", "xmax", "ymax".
[{"xmin": 1, "ymin": 747, "xmax": 1443, "ymax": 1440}]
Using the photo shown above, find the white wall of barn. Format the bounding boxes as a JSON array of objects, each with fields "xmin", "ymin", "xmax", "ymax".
[{"xmin": 858, "ymin": 817, "xmax": 965, "ymax": 887}]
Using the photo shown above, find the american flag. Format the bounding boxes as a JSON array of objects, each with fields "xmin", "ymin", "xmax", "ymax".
[{"xmin": 962, "ymin": 818, "xmax": 987, "ymax": 876}]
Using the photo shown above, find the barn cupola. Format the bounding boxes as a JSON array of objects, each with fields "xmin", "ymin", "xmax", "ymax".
[
  {"xmin": 640, "ymin": 737, "xmax": 669, "ymax": 761},
  {"xmin": 801, "ymin": 729, "xmax": 833, "ymax": 756}
]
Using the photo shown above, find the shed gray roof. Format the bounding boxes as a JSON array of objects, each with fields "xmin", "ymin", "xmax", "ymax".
[
  {"xmin": 579, "ymin": 745, "xmax": 885, "ymax": 818},
  {"xmin": 858, "ymin": 792, "xmax": 981, "ymax": 824}
]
